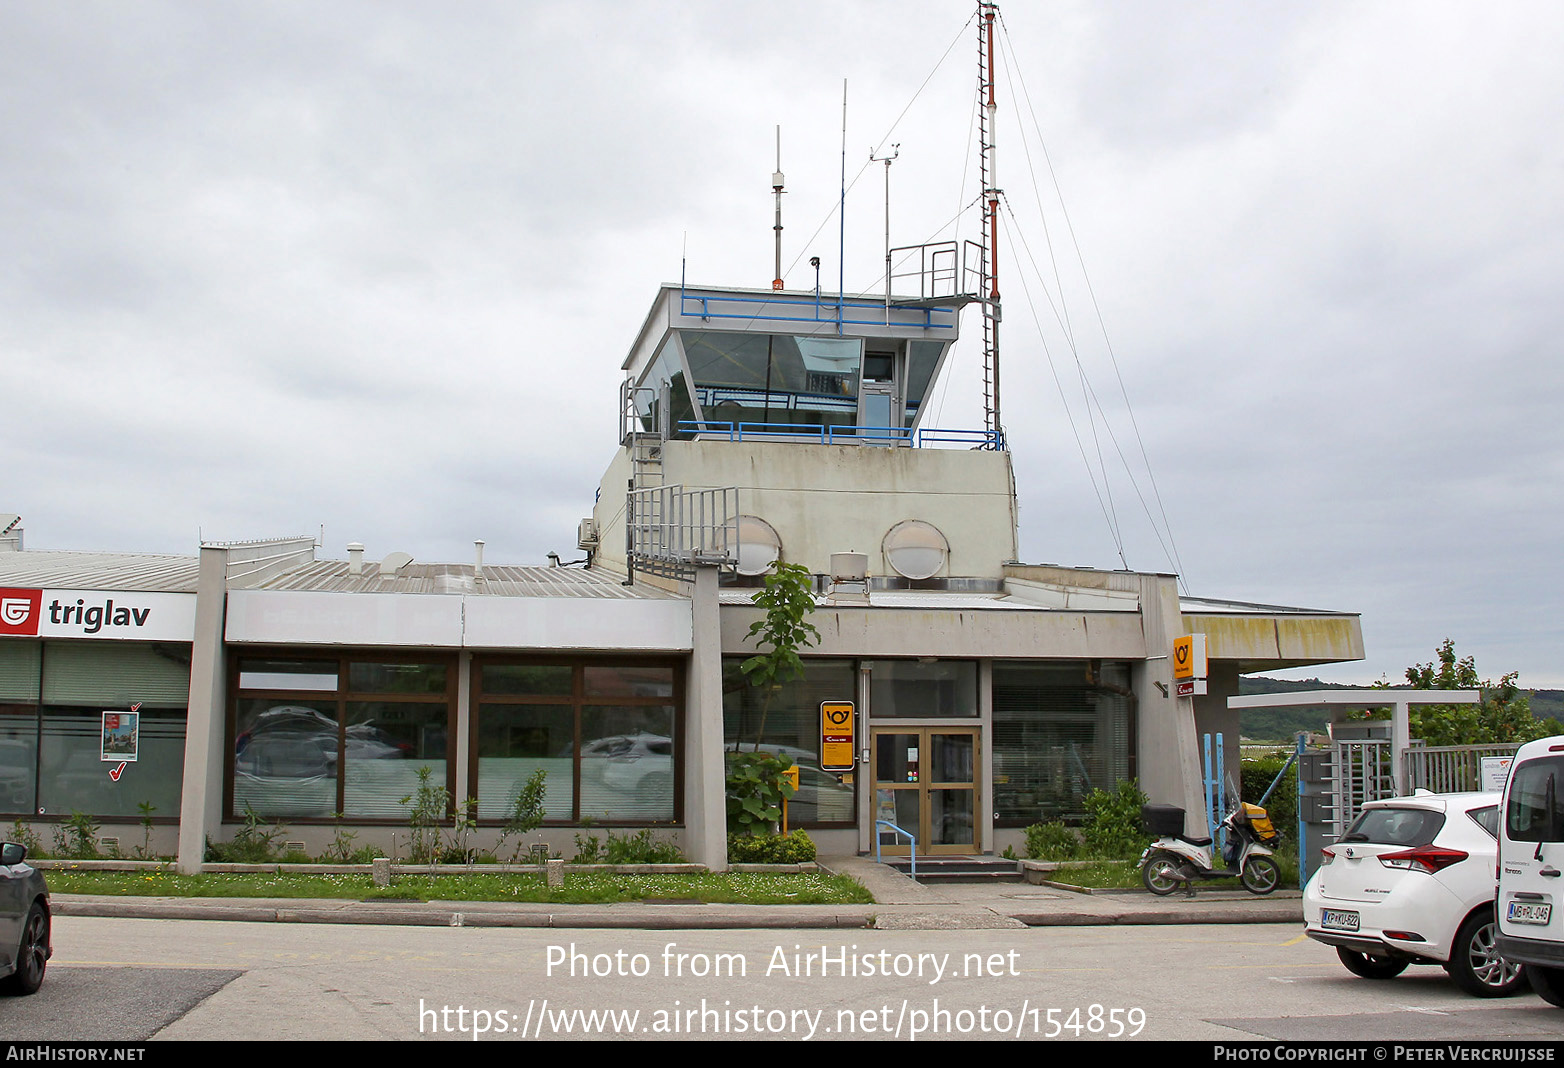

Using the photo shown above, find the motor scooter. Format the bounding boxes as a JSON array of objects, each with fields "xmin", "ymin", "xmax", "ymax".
[{"xmin": 1138, "ymin": 800, "xmax": 1281, "ymax": 896}]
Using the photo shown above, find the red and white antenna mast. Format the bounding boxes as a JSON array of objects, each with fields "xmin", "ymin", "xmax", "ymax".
[{"xmin": 977, "ymin": 2, "xmax": 1004, "ymax": 444}]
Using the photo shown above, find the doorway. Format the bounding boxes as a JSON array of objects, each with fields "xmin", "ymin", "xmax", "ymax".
[
  {"xmin": 857, "ymin": 349, "xmax": 900, "ymax": 443},
  {"xmin": 871, "ymin": 727, "xmax": 979, "ymax": 855}
]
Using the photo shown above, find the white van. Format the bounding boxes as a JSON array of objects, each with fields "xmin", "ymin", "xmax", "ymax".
[{"xmin": 1497, "ymin": 736, "xmax": 1564, "ymax": 1005}]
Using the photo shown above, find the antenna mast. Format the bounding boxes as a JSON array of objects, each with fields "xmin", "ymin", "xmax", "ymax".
[
  {"xmin": 977, "ymin": 2, "xmax": 1004, "ymax": 444},
  {"xmin": 870, "ymin": 143, "xmax": 899, "ymax": 323},
  {"xmin": 772, "ymin": 126, "xmax": 785, "ymax": 291}
]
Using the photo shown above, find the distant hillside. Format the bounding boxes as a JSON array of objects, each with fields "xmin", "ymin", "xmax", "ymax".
[{"xmin": 1236, "ymin": 677, "xmax": 1564, "ymax": 741}]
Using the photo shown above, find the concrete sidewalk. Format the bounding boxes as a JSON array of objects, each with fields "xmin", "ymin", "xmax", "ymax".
[{"xmin": 46, "ymin": 854, "xmax": 1305, "ymax": 931}]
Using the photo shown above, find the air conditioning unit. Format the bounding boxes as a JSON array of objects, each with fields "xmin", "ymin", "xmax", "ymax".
[{"xmin": 577, "ymin": 518, "xmax": 599, "ymax": 551}]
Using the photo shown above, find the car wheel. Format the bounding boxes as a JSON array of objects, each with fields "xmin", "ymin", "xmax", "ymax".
[
  {"xmin": 1527, "ymin": 965, "xmax": 1564, "ymax": 1008},
  {"xmin": 1446, "ymin": 911, "xmax": 1524, "ymax": 997},
  {"xmin": 1240, "ymin": 855, "xmax": 1280, "ymax": 895},
  {"xmin": 1336, "ymin": 947, "xmax": 1408, "ymax": 980},
  {"xmin": 0, "ymin": 903, "xmax": 48, "ymax": 996},
  {"xmin": 1141, "ymin": 851, "xmax": 1183, "ymax": 896}
]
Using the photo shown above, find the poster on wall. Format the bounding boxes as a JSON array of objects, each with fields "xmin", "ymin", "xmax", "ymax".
[{"xmin": 101, "ymin": 711, "xmax": 140, "ymax": 763}]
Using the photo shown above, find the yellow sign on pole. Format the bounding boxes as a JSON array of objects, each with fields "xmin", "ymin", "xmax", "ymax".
[
  {"xmin": 1173, "ymin": 634, "xmax": 1208, "ymax": 695},
  {"xmin": 820, "ymin": 701, "xmax": 856, "ymax": 772}
]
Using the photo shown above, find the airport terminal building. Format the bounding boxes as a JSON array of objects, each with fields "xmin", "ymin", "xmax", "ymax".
[{"xmin": 0, "ymin": 282, "xmax": 1364, "ymax": 871}]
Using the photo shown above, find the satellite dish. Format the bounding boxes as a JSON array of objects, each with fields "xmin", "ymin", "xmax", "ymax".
[{"xmin": 380, "ymin": 551, "xmax": 415, "ymax": 574}]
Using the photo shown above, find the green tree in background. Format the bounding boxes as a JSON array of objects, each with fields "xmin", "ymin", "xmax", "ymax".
[{"xmin": 1364, "ymin": 639, "xmax": 1556, "ymax": 746}]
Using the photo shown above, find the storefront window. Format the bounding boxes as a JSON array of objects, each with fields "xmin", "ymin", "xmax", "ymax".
[
  {"xmin": 231, "ymin": 655, "xmax": 454, "ymax": 821},
  {"xmin": 473, "ymin": 659, "xmax": 678, "ymax": 824},
  {"xmin": 722, "ymin": 658, "xmax": 856, "ymax": 825},
  {"xmin": 0, "ymin": 641, "xmax": 41, "ymax": 816},
  {"xmin": 342, "ymin": 700, "xmax": 448, "ymax": 818},
  {"xmin": 233, "ymin": 698, "xmax": 337, "ymax": 818},
  {"xmin": 992, "ymin": 661, "xmax": 1134, "ymax": 824},
  {"xmin": 31, "ymin": 641, "xmax": 189, "ymax": 819},
  {"xmin": 476, "ymin": 704, "xmax": 574, "ymax": 821},
  {"xmin": 865, "ymin": 660, "xmax": 977, "ymax": 718}
]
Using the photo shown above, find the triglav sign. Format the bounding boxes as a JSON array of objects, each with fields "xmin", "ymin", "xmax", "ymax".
[{"xmin": 0, "ymin": 587, "xmax": 197, "ymax": 642}]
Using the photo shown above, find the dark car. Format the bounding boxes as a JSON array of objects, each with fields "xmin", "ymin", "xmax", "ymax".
[{"xmin": 0, "ymin": 841, "xmax": 50, "ymax": 995}]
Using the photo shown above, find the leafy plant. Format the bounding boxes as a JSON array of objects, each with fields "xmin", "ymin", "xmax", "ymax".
[
  {"xmin": 739, "ymin": 560, "xmax": 819, "ymax": 750},
  {"xmin": 1081, "ymin": 779, "xmax": 1151, "ymax": 859},
  {"xmin": 727, "ymin": 829, "xmax": 815, "ymax": 864},
  {"xmin": 399, "ymin": 765, "xmax": 450, "ymax": 865},
  {"xmin": 495, "ymin": 769, "xmax": 548, "ymax": 863},
  {"xmin": 725, "ymin": 749, "xmax": 798, "ymax": 835},
  {"xmin": 1024, "ymin": 821, "xmax": 1081, "ymax": 861},
  {"xmin": 572, "ymin": 828, "xmax": 684, "ymax": 864},
  {"xmin": 56, "ymin": 811, "xmax": 102, "ymax": 859},
  {"xmin": 207, "ymin": 805, "xmax": 288, "ymax": 863},
  {"xmin": 320, "ymin": 814, "xmax": 361, "ymax": 864},
  {"xmin": 134, "ymin": 801, "xmax": 157, "ymax": 860},
  {"xmin": 9, "ymin": 820, "xmax": 44, "ymax": 859}
]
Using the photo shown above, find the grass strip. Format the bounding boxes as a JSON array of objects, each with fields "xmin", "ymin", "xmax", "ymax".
[{"xmin": 44, "ymin": 869, "xmax": 874, "ymax": 906}]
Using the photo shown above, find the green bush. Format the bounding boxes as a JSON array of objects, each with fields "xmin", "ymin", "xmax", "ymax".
[
  {"xmin": 725, "ymin": 749, "xmax": 798, "ymax": 835},
  {"xmin": 1081, "ymin": 779, "xmax": 1152, "ymax": 859},
  {"xmin": 1241, "ymin": 753, "xmax": 1296, "ymax": 837},
  {"xmin": 1023, "ymin": 821, "xmax": 1080, "ymax": 861},
  {"xmin": 205, "ymin": 806, "xmax": 287, "ymax": 863},
  {"xmin": 572, "ymin": 828, "xmax": 684, "ymax": 864},
  {"xmin": 727, "ymin": 829, "xmax": 816, "ymax": 864}
]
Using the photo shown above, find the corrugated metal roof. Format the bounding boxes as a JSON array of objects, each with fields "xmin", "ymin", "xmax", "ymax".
[
  {"xmin": 0, "ymin": 550, "xmax": 200, "ymax": 592},
  {"xmin": 717, "ymin": 588, "xmax": 1054, "ymax": 611},
  {"xmin": 258, "ymin": 561, "xmax": 678, "ymax": 600}
]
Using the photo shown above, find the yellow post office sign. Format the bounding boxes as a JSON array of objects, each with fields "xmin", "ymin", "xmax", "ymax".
[
  {"xmin": 1173, "ymin": 634, "xmax": 1208, "ymax": 695},
  {"xmin": 820, "ymin": 700, "xmax": 856, "ymax": 772}
]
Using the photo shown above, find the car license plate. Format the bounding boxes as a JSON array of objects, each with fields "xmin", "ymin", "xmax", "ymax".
[
  {"xmin": 1321, "ymin": 909, "xmax": 1360, "ymax": 932},
  {"xmin": 1508, "ymin": 901, "xmax": 1552, "ymax": 926}
]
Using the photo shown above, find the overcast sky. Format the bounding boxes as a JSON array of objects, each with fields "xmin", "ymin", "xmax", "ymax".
[{"xmin": 4, "ymin": 1, "xmax": 1560, "ymax": 688}]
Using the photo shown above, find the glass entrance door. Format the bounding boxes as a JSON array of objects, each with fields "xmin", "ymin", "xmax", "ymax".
[{"xmin": 872, "ymin": 727, "xmax": 979, "ymax": 855}]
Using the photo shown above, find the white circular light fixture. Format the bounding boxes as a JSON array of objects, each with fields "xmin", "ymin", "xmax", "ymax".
[
  {"xmin": 882, "ymin": 519, "xmax": 949, "ymax": 580},
  {"xmin": 734, "ymin": 515, "xmax": 782, "ymax": 576}
]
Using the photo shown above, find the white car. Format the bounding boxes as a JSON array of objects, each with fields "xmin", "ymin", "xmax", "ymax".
[
  {"xmin": 1496, "ymin": 735, "xmax": 1564, "ymax": 1006},
  {"xmin": 1302, "ymin": 790, "xmax": 1524, "ymax": 997}
]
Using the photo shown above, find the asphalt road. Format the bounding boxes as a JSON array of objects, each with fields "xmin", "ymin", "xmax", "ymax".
[{"xmin": 9, "ymin": 916, "xmax": 1564, "ymax": 1042}]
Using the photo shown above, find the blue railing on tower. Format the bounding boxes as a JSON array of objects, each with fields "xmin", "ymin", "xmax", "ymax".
[
  {"xmin": 678, "ymin": 290, "xmax": 958, "ymax": 333},
  {"xmin": 675, "ymin": 420, "xmax": 1005, "ymax": 451}
]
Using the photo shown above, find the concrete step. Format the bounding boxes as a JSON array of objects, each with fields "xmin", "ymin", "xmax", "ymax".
[{"xmin": 883, "ymin": 856, "xmax": 1024, "ymax": 883}]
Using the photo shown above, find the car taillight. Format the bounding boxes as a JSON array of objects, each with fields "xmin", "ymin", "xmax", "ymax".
[
  {"xmin": 1377, "ymin": 846, "xmax": 1468, "ymax": 873},
  {"xmin": 1320, "ymin": 847, "xmax": 1336, "ymax": 866}
]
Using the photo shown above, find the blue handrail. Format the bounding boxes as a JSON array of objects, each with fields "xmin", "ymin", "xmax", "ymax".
[
  {"xmin": 675, "ymin": 420, "xmax": 1005, "ymax": 451},
  {"xmin": 679, "ymin": 290, "xmax": 957, "ymax": 332},
  {"xmin": 875, "ymin": 820, "xmax": 918, "ymax": 881}
]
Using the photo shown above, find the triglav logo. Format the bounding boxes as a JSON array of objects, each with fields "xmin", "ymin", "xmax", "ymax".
[{"xmin": 0, "ymin": 588, "xmax": 42, "ymax": 636}]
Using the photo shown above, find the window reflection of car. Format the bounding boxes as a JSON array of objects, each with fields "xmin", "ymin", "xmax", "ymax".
[
  {"xmin": 235, "ymin": 707, "xmax": 416, "ymax": 781},
  {"xmin": 235, "ymin": 706, "xmax": 336, "ymax": 780},
  {"xmin": 580, "ymin": 733, "xmax": 673, "ymax": 799}
]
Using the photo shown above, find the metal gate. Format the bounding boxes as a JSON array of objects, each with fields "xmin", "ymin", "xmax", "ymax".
[{"xmin": 1330, "ymin": 738, "xmax": 1395, "ymax": 838}]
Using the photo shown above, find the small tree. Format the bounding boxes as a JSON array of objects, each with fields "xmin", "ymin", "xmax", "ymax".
[
  {"xmin": 739, "ymin": 560, "xmax": 819, "ymax": 750},
  {"xmin": 725, "ymin": 560, "xmax": 818, "ymax": 834}
]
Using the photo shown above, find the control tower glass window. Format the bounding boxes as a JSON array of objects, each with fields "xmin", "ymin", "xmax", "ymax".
[{"xmin": 682, "ymin": 331, "xmax": 863, "ymax": 434}]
